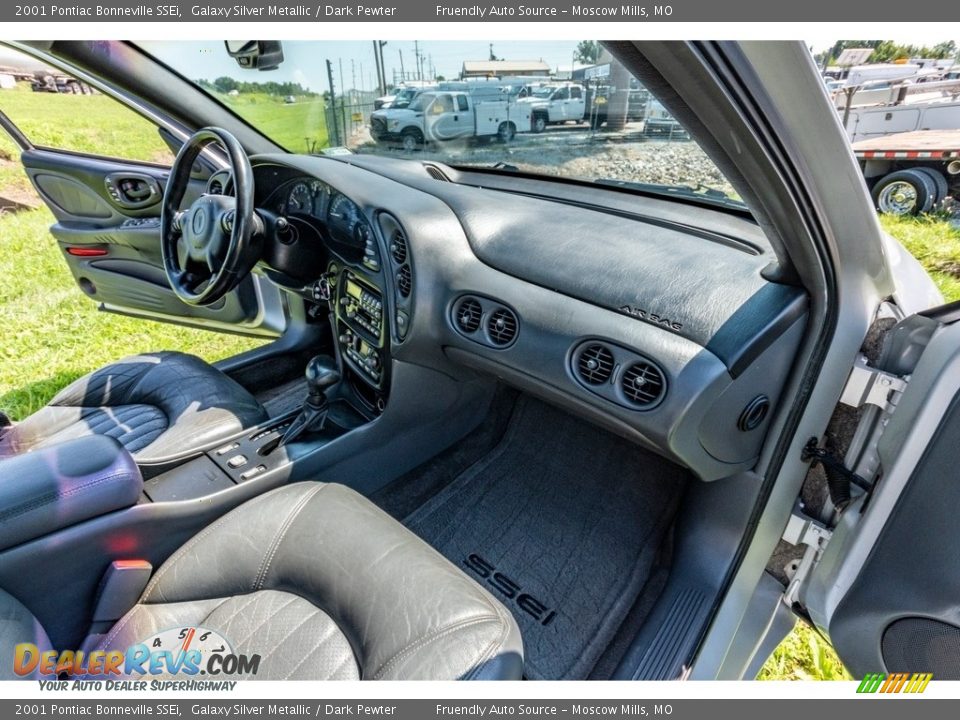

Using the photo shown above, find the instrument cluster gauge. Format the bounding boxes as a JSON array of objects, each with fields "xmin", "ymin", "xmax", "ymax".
[
  {"xmin": 285, "ymin": 181, "xmax": 313, "ymax": 215},
  {"xmin": 310, "ymin": 180, "xmax": 330, "ymax": 218},
  {"xmin": 328, "ymin": 192, "xmax": 358, "ymax": 230}
]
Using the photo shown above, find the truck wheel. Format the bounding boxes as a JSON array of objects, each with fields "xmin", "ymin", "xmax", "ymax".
[
  {"xmin": 532, "ymin": 114, "xmax": 547, "ymax": 133},
  {"xmin": 872, "ymin": 169, "xmax": 936, "ymax": 215},
  {"xmin": 913, "ymin": 167, "xmax": 949, "ymax": 206},
  {"xmin": 497, "ymin": 122, "xmax": 516, "ymax": 143},
  {"xmin": 400, "ymin": 129, "xmax": 423, "ymax": 153}
]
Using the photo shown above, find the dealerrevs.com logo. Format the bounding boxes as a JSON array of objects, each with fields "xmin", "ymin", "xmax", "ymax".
[
  {"xmin": 14, "ymin": 627, "xmax": 260, "ymax": 679},
  {"xmin": 856, "ymin": 673, "xmax": 933, "ymax": 694}
]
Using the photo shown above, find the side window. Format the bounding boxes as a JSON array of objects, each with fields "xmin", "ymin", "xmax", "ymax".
[
  {"xmin": 0, "ymin": 48, "xmax": 174, "ymax": 165},
  {"xmin": 553, "ymin": 87, "xmax": 569, "ymax": 101},
  {"xmin": 571, "ymin": 87, "xmax": 582, "ymax": 100},
  {"xmin": 437, "ymin": 94, "xmax": 455, "ymax": 113},
  {"xmin": 457, "ymin": 95, "xmax": 469, "ymax": 112}
]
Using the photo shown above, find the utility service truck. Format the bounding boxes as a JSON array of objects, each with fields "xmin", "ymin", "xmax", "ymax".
[
  {"xmin": 517, "ymin": 82, "xmax": 588, "ymax": 132},
  {"xmin": 370, "ymin": 88, "xmax": 532, "ymax": 150}
]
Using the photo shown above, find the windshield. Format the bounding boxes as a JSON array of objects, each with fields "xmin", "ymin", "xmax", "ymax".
[
  {"xmin": 391, "ymin": 88, "xmax": 419, "ymax": 108},
  {"xmin": 137, "ymin": 40, "xmax": 746, "ymax": 212},
  {"xmin": 408, "ymin": 92, "xmax": 434, "ymax": 113}
]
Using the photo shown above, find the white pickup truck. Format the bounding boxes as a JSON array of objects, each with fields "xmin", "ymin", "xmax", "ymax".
[
  {"xmin": 370, "ymin": 89, "xmax": 532, "ymax": 150},
  {"xmin": 518, "ymin": 82, "xmax": 587, "ymax": 132}
]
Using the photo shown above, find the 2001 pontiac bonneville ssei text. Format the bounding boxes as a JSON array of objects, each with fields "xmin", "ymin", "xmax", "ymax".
[{"xmin": 0, "ymin": 38, "xmax": 958, "ymax": 682}]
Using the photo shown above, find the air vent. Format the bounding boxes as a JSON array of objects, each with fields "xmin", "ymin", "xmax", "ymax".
[
  {"xmin": 621, "ymin": 362, "xmax": 666, "ymax": 407},
  {"xmin": 390, "ymin": 229, "xmax": 408, "ymax": 264},
  {"xmin": 396, "ymin": 265, "xmax": 412, "ymax": 297},
  {"xmin": 576, "ymin": 344, "xmax": 615, "ymax": 385},
  {"xmin": 487, "ymin": 308, "xmax": 518, "ymax": 346},
  {"xmin": 455, "ymin": 297, "xmax": 482, "ymax": 333}
]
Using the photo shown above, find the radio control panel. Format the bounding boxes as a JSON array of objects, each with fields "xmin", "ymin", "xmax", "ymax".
[
  {"xmin": 335, "ymin": 268, "xmax": 387, "ymax": 391},
  {"xmin": 338, "ymin": 270, "xmax": 384, "ymax": 343}
]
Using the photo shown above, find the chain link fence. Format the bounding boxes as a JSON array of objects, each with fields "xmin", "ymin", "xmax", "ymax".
[{"xmin": 323, "ymin": 93, "xmax": 377, "ymax": 149}]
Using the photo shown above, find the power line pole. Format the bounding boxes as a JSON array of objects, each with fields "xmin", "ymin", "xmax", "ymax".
[
  {"xmin": 414, "ymin": 41, "xmax": 422, "ymax": 82},
  {"xmin": 398, "ymin": 49, "xmax": 405, "ymax": 82},
  {"xmin": 326, "ymin": 59, "xmax": 340, "ymax": 147},
  {"xmin": 378, "ymin": 41, "xmax": 388, "ymax": 91},
  {"xmin": 372, "ymin": 41, "xmax": 383, "ymax": 96},
  {"xmin": 339, "ymin": 58, "xmax": 347, "ymax": 139}
]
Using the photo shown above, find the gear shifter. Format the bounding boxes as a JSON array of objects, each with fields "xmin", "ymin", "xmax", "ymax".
[{"xmin": 278, "ymin": 356, "xmax": 341, "ymax": 447}]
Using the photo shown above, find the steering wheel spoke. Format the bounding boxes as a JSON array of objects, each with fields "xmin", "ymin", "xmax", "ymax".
[{"xmin": 160, "ymin": 127, "xmax": 257, "ymax": 306}]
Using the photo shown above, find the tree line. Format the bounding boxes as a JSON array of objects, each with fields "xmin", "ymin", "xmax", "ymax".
[
  {"xmin": 818, "ymin": 40, "xmax": 959, "ymax": 66},
  {"xmin": 197, "ymin": 77, "xmax": 320, "ymax": 98}
]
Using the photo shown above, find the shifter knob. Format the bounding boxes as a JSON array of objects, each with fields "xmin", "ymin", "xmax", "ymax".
[{"xmin": 305, "ymin": 355, "xmax": 340, "ymax": 398}]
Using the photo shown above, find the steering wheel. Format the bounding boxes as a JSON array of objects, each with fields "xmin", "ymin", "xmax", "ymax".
[{"xmin": 161, "ymin": 127, "xmax": 261, "ymax": 306}]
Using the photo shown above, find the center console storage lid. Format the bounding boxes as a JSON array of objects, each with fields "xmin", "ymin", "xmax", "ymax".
[{"xmin": 0, "ymin": 435, "xmax": 143, "ymax": 551}]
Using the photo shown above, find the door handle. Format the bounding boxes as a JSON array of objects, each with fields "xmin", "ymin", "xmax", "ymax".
[{"xmin": 104, "ymin": 172, "xmax": 162, "ymax": 209}]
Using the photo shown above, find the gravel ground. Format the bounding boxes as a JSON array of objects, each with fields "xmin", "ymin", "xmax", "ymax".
[{"xmin": 350, "ymin": 122, "xmax": 737, "ymax": 196}]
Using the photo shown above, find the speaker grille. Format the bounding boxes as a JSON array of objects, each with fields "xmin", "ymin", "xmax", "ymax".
[{"xmin": 882, "ymin": 617, "xmax": 960, "ymax": 679}]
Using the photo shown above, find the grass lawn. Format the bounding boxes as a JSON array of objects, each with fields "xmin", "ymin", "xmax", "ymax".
[
  {"xmin": 2, "ymin": 82, "xmax": 960, "ymax": 680},
  {"xmin": 0, "ymin": 84, "xmax": 174, "ymax": 165},
  {"xmin": 0, "ymin": 206, "xmax": 263, "ymax": 419},
  {"xmin": 215, "ymin": 91, "xmax": 330, "ymax": 154}
]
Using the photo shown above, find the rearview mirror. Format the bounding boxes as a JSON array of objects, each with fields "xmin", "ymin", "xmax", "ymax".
[{"xmin": 224, "ymin": 41, "xmax": 284, "ymax": 71}]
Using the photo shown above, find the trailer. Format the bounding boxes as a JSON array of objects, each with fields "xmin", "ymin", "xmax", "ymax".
[{"xmin": 852, "ymin": 129, "xmax": 960, "ymax": 215}]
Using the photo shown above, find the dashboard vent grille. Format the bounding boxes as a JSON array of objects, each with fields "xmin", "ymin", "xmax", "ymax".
[
  {"xmin": 455, "ymin": 297, "xmax": 482, "ymax": 333},
  {"xmin": 621, "ymin": 362, "xmax": 666, "ymax": 407},
  {"xmin": 390, "ymin": 229, "xmax": 408, "ymax": 264},
  {"xmin": 424, "ymin": 164, "xmax": 450, "ymax": 181},
  {"xmin": 396, "ymin": 265, "xmax": 412, "ymax": 297},
  {"xmin": 487, "ymin": 308, "xmax": 518, "ymax": 346},
  {"xmin": 577, "ymin": 344, "xmax": 615, "ymax": 385}
]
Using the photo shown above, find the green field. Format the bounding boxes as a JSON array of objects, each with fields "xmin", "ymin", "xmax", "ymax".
[
  {"xmin": 213, "ymin": 91, "xmax": 330, "ymax": 154},
  {"xmin": 2, "ymin": 82, "xmax": 960, "ymax": 681},
  {"xmin": 0, "ymin": 83, "xmax": 174, "ymax": 164},
  {"xmin": 0, "ymin": 82, "xmax": 330, "ymax": 162}
]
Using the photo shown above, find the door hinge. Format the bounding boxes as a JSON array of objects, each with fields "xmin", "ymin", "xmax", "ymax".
[
  {"xmin": 839, "ymin": 355, "xmax": 907, "ymax": 412},
  {"xmin": 801, "ymin": 438, "xmax": 872, "ymax": 492},
  {"xmin": 782, "ymin": 509, "xmax": 833, "ymax": 607}
]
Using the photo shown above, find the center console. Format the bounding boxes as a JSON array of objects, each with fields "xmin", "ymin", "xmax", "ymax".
[{"xmin": 333, "ymin": 266, "xmax": 390, "ymax": 410}]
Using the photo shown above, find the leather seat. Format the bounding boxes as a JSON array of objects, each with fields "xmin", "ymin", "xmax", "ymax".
[
  {"xmin": 0, "ymin": 352, "xmax": 268, "ymax": 463},
  {"xmin": 1, "ymin": 483, "xmax": 524, "ymax": 681}
]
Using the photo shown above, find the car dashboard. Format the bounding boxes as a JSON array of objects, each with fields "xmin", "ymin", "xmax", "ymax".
[{"xmin": 238, "ymin": 154, "xmax": 808, "ymax": 482}]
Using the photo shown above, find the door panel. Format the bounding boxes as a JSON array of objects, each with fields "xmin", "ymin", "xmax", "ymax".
[
  {"xmin": 800, "ymin": 318, "xmax": 960, "ymax": 679},
  {"xmin": 21, "ymin": 148, "xmax": 285, "ymax": 337}
]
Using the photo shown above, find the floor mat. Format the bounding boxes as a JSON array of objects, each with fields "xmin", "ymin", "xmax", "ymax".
[
  {"xmin": 256, "ymin": 378, "xmax": 307, "ymax": 418},
  {"xmin": 404, "ymin": 396, "xmax": 688, "ymax": 680}
]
